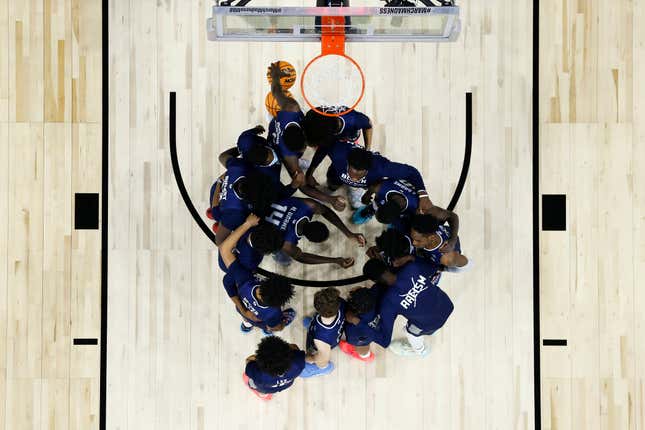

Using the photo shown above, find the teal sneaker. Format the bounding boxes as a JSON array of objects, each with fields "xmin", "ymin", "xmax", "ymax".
[{"xmin": 351, "ymin": 205, "xmax": 375, "ymax": 225}]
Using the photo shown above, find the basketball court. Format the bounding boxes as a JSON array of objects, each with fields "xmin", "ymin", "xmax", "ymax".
[{"xmin": 0, "ymin": 0, "xmax": 643, "ymax": 429}]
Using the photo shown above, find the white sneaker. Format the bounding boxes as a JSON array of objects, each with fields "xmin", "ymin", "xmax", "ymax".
[
  {"xmin": 348, "ymin": 187, "xmax": 364, "ymax": 209},
  {"xmin": 389, "ymin": 339, "xmax": 430, "ymax": 357},
  {"xmin": 298, "ymin": 158, "xmax": 311, "ymax": 171}
]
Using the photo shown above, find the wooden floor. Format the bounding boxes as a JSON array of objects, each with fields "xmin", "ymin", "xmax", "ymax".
[{"xmin": 0, "ymin": 0, "xmax": 642, "ymax": 429}]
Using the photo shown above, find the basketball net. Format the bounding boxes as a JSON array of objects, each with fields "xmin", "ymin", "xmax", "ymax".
[{"xmin": 301, "ymin": 16, "xmax": 365, "ymax": 117}]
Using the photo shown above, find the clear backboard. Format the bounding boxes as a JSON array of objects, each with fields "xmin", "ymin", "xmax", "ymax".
[{"xmin": 207, "ymin": 5, "xmax": 461, "ymax": 42}]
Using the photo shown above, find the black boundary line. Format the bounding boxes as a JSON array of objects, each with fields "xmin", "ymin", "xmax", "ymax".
[
  {"xmin": 532, "ymin": 0, "xmax": 542, "ymax": 426},
  {"xmin": 542, "ymin": 339, "xmax": 566, "ymax": 347},
  {"xmin": 170, "ymin": 92, "xmax": 473, "ymax": 287},
  {"xmin": 100, "ymin": 0, "xmax": 108, "ymax": 427},
  {"xmin": 74, "ymin": 338, "xmax": 100, "ymax": 346}
]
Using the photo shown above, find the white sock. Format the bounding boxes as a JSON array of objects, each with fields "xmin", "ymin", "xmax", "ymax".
[
  {"xmin": 242, "ymin": 320, "xmax": 253, "ymax": 328},
  {"xmin": 405, "ymin": 330, "xmax": 426, "ymax": 353},
  {"xmin": 359, "ymin": 351, "xmax": 371, "ymax": 358}
]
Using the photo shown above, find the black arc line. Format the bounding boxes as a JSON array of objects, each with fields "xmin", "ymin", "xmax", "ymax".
[{"xmin": 169, "ymin": 91, "xmax": 472, "ymax": 287}]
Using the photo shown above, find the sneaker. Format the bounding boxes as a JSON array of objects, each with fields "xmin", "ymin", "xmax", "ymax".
[
  {"xmin": 300, "ymin": 361, "xmax": 335, "ymax": 378},
  {"xmin": 240, "ymin": 321, "xmax": 253, "ymax": 334},
  {"xmin": 272, "ymin": 250, "xmax": 292, "ymax": 267},
  {"xmin": 389, "ymin": 339, "xmax": 430, "ymax": 357},
  {"xmin": 348, "ymin": 187, "xmax": 364, "ymax": 209},
  {"xmin": 351, "ymin": 205, "xmax": 375, "ymax": 225},
  {"xmin": 302, "ymin": 316, "xmax": 312, "ymax": 329},
  {"xmin": 212, "ymin": 222, "xmax": 219, "ymax": 233},
  {"xmin": 206, "ymin": 208, "xmax": 214, "ymax": 220},
  {"xmin": 282, "ymin": 308, "xmax": 297, "ymax": 327},
  {"xmin": 298, "ymin": 158, "xmax": 311, "ymax": 171},
  {"xmin": 242, "ymin": 373, "xmax": 273, "ymax": 401},
  {"xmin": 339, "ymin": 340, "xmax": 375, "ymax": 362}
]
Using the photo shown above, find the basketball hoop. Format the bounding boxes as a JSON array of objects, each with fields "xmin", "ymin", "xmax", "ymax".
[{"xmin": 300, "ymin": 16, "xmax": 365, "ymax": 117}]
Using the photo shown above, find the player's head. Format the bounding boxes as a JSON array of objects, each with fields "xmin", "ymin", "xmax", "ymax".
[
  {"xmin": 375, "ymin": 200, "xmax": 403, "ymax": 225},
  {"xmin": 254, "ymin": 336, "xmax": 294, "ymax": 376},
  {"xmin": 239, "ymin": 171, "xmax": 279, "ymax": 216},
  {"xmin": 313, "ymin": 287, "xmax": 341, "ymax": 318},
  {"xmin": 375, "ymin": 228, "xmax": 411, "ymax": 261},
  {"xmin": 347, "ymin": 286, "xmax": 378, "ymax": 316},
  {"xmin": 301, "ymin": 220, "xmax": 330, "ymax": 243},
  {"xmin": 410, "ymin": 214, "xmax": 442, "ymax": 248},
  {"xmin": 249, "ymin": 222, "xmax": 285, "ymax": 254},
  {"xmin": 347, "ymin": 148, "xmax": 373, "ymax": 181},
  {"xmin": 283, "ymin": 124, "xmax": 306, "ymax": 154},
  {"xmin": 303, "ymin": 110, "xmax": 341, "ymax": 147},
  {"xmin": 259, "ymin": 276, "xmax": 295, "ymax": 308},
  {"xmin": 246, "ymin": 144, "xmax": 273, "ymax": 167},
  {"xmin": 362, "ymin": 258, "xmax": 396, "ymax": 286}
]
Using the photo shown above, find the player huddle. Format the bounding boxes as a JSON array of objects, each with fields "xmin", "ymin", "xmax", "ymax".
[{"xmin": 209, "ymin": 62, "xmax": 470, "ymax": 401}]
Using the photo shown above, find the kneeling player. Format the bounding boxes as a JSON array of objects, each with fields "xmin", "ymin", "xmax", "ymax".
[
  {"xmin": 339, "ymin": 284, "xmax": 384, "ymax": 363},
  {"xmin": 410, "ymin": 214, "xmax": 469, "ymax": 272},
  {"xmin": 301, "ymin": 288, "xmax": 345, "ymax": 377},
  {"xmin": 243, "ymin": 336, "xmax": 306, "ymax": 401}
]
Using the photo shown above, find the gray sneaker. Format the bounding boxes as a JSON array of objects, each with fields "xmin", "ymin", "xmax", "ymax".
[{"xmin": 389, "ymin": 339, "xmax": 430, "ymax": 357}]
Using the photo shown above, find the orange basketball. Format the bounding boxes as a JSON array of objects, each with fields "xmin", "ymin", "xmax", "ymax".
[
  {"xmin": 266, "ymin": 61, "xmax": 297, "ymax": 90},
  {"xmin": 265, "ymin": 91, "xmax": 293, "ymax": 118}
]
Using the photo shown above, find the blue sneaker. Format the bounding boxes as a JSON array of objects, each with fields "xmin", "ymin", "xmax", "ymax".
[
  {"xmin": 300, "ymin": 361, "xmax": 335, "ymax": 378},
  {"xmin": 351, "ymin": 205, "xmax": 375, "ymax": 225},
  {"xmin": 282, "ymin": 308, "xmax": 297, "ymax": 327},
  {"xmin": 240, "ymin": 322, "xmax": 253, "ymax": 333},
  {"xmin": 272, "ymin": 250, "xmax": 292, "ymax": 267},
  {"xmin": 302, "ymin": 316, "xmax": 312, "ymax": 328}
]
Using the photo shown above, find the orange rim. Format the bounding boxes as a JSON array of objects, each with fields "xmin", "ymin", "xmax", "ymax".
[{"xmin": 300, "ymin": 53, "xmax": 365, "ymax": 118}]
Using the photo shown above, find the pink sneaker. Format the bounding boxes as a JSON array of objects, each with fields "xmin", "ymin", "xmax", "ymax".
[
  {"xmin": 339, "ymin": 340, "xmax": 375, "ymax": 363},
  {"xmin": 242, "ymin": 373, "xmax": 273, "ymax": 401}
]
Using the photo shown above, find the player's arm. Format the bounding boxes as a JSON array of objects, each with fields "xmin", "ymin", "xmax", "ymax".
[
  {"xmin": 283, "ymin": 241, "xmax": 355, "ymax": 268},
  {"xmin": 269, "ymin": 62, "xmax": 300, "ymax": 112},
  {"xmin": 304, "ymin": 146, "xmax": 329, "ymax": 185},
  {"xmin": 306, "ymin": 340, "xmax": 332, "ymax": 368},
  {"xmin": 306, "ymin": 199, "xmax": 366, "ymax": 247},
  {"xmin": 219, "ymin": 214, "xmax": 260, "ymax": 267},
  {"xmin": 245, "ymin": 354, "xmax": 257, "ymax": 364},
  {"xmin": 241, "ymin": 124, "xmax": 265, "ymax": 137},
  {"xmin": 281, "ymin": 154, "xmax": 305, "ymax": 188},
  {"xmin": 218, "ymin": 147, "xmax": 240, "ymax": 167},
  {"xmin": 362, "ymin": 118, "xmax": 373, "ymax": 150},
  {"xmin": 428, "ymin": 206, "xmax": 460, "ymax": 251}
]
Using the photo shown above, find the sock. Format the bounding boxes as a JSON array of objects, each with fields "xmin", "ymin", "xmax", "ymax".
[
  {"xmin": 444, "ymin": 258, "xmax": 472, "ymax": 273},
  {"xmin": 359, "ymin": 351, "xmax": 371, "ymax": 358},
  {"xmin": 241, "ymin": 320, "xmax": 253, "ymax": 329},
  {"xmin": 405, "ymin": 330, "xmax": 426, "ymax": 353}
]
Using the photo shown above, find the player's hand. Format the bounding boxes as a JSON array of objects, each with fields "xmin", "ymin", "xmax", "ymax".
[
  {"xmin": 366, "ymin": 246, "xmax": 382, "ymax": 260},
  {"xmin": 417, "ymin": 196, "xmax": 433, "ymax": 214},
  {"xmin": 392, "ymin": 255, "xmax": 414, "ymax": 268},
  {"xmin": 336, "ymin": 257, "xmax": 355, "ymax": 269},
  {"xmin": 252, "ymin": 124, "xmax": 265, "ymax": 134},
  {"xmin": 439, "ymin": 238, "xmax": 457, "ymax": 253},
  {"xmin": 331, "ymin": 196, "xmax": 347, "ymax": 212},
  {"xmin": 269, "ymin": 62, "xmax": 287, "ymax": 80},
  {"xmin": 361, "ymin": 191, "xmax": 373, "ymax": 205},
  {"xmin": 290, "ymin": 170, "xmax": 305, "ymax": 188},
  {"xmin": 244, "ymin": 213, "xmax": 261, "ymax": 227},
  {"xmin": 305, "ymin": 174, "xmax": 319, "ymax": 188},
  {"xmin": 349, "ymin": 233, "xmax": 366, "ymax": 247}
]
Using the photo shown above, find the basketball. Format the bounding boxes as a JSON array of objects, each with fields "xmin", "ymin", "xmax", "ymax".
[
  {"xmin": 266, "ymin": 60, "xmax": 297, "ymax": 90},
  {"xmin": 264, "ymin": 90, "xmax": 292, "ymax": 117}
]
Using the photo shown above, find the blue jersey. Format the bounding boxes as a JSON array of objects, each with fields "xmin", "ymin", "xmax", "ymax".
[
  {"xmin": 218, "ymin": 158, "xmax": 253, "ymax": 230},
  {"xmin": 343, "ymin": 285, "xmax": 384, "ymax": 346},
  {"xmin": 229, "ymin": 261, "xmax": 284, "ymax": 328},
  {"xmin": 374, "ymin": 178, "xmax": 419, "ymax": 231},
  {"xmin": 316, "ymin": 106, "xmax": 371, "ymax": 144},
  {"xmin": 415, "ymin": 225, "xmax": 461, "ymax": 265},
  {"xmin": 264, "ymin": 197, "xmax": 314, "ymax": 245},
  {"xmin": 236, "ymin": 130, "xmax": 283, "ymax": 184},
  {"xmin": 379, "ymin": 233, "xmax": 415, "ymax": 268},
  {"xmin": 374, "ymin": 258, "xmax": 453, "ymax": 347},
  {"xmin": 217, "ymin": 230, "xmax": 263, "ymax": 272},
  {"xmin": 244, "ymin": 350, "xmax": 306, "ymax": 394},
  {"xmin": 306, "ymin": 300, "xmax": 346, "ymax": 351},
  {"xmin": 326, "ymin": 141, "xmax": 427, "ymax": 190},
  {"xmin": 268, "ymin": 110, "xmax": 305, "ymax": 159}
]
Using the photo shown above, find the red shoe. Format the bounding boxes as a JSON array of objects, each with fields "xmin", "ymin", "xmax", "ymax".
[
  {"xmin": 339, "ymin": 340, "xmax": 375, "ymax": 363},
  {"xmin": 206, "ymin": 208, "xmax": 214, "ymax": 220},
  {"xmin": 242, "ymin": 373, "xmax": 273, "ymax": 401},
  {"xmin": 212, "ymin": 222, "xmax": 219, "ymax": 233}
]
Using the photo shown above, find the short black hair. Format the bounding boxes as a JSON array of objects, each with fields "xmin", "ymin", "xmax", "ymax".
[
  {"xmin": 301, "ymin": 220, "xmax": 329, "ymax": 243},
  {"xmin": 347, "ymin": 148, "xmax": 373, "ymax": 171},
  {"xmin": 246, "ymin": 144, "xmax": 271, "ymax": 166},
  {"xmin": 410, "ymin": 214, "xmax": 441, "ymax": 234},
  {"xmin": 249, "ymin": 222, "xmax": 285, "ymax": 254},
  {"xmin": 375, "ymin": 228, "xmax": 411, "ymax": 260},
  {"xmin": 240, "ymin": 171, "xmax": 279, "ymax": 216},
  {"xmin": 259, "ymin": 276, "xmax": 295, "ymax": 307},
  {"xmin": 347, "ymin": 286, "xmax": 378, "ymax": 315},
  {"xmin": 375, "ymin": 200, "xmax": 402, "ymax": 224},
  {"xmin": 362, "ymin": 258, "xmax": 389, "ymax": 282},
  {"xmin": 255, "ymin": 336, "xmax": 294, "ymax": 376},
  {"xmin": 283, "ymin": 125, "xmax": 306, "ymax": 153},
  {"xmin": 303, "ymin": 110, "xmax": 339, "ymax": 145}
]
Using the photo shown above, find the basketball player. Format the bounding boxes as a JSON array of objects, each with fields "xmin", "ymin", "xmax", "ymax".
[
  {"xmin": 220, "ymin": 214, "xmax": 297, "ymax": 334},
  {"xmin": 339, "ymin": 284, "xmax": 385, "ymax": 362},
  {"xmin": 243, "ymin": 336, "xmax": 306, "ymax": 400},
  {"xmin": 302, "ymin": 107, "xmax": 373, "ymax": 150},
  {"xmin": 305, "ymin": 142, "xmax": 433, "ymax": 210},
  {"xmin": 362, "ymin": 258, "xmax": 454, "ymax": 356},
  {"xmin": 265, "ymin": 196, "xmax": 365, "ymax": 267},
  {"xmin": 301, "ymin": 288, "xmax": 345, "ymax": 377},
  {"xmin": 410, "ymin": 213, "xmax": 469, "ymax": 272},
  {"xmin": 206, "ymin": 172, "xmax": 225, "ymax": 233},
  {"xmin": 366, "ymin": 228, "xmax": 415, "ymax": 268},
  {"xmin": 351, "ymin": 178, "xmax": 418, "ymax": 228}
]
